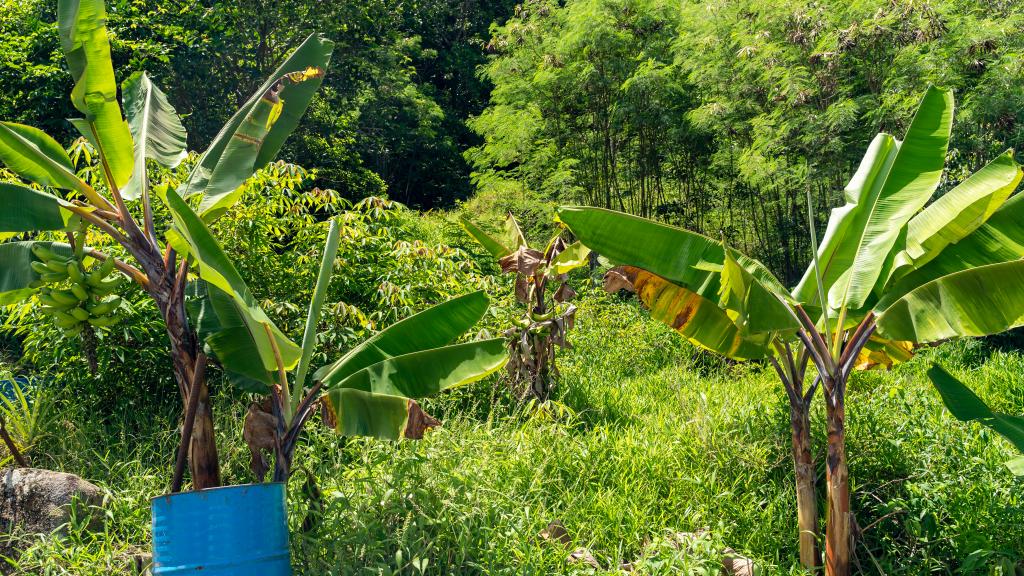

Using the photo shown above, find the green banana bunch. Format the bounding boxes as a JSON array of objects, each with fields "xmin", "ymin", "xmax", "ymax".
[{"xmin": 30, "ymin": 244, "xmax": 126, "ymax": 336}]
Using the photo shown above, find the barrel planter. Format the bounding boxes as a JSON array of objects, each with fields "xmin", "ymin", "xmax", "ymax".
[{"xmin": 151, "ymin": 483, "xmax": 290, "ymax": 575}]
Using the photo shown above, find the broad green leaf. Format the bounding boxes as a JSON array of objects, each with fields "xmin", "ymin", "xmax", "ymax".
[
  {"xmin": 188, "ymin": 281, "xmax": 274, "ymax": 388},
  {"xmin": 928, "ymin": 364, "xmax": 1024, "ymax": 474},
  {"xmin": 57, "ymin": 0, "xmax": 134, "ymax": 188},
  {"xmin": 193, "ymin": 93, "xmax": 279, "ymax": 220},
  {"xmin": 162, "ymin": 187, "xmax": 300, "ymax": 375},
  {"xmin": 0, "ymin": 183, "xmax": 66, "ymax": 232},
  {"xmin": 321, "ymin": 388, "xmax": 411, "ymax": 441},
  {"xmin": 547, "ymin": 241, "xmax": 590, "ymax": 275},
  {"xmin": 460, "ymin": 216, "xmax": 514, "ymax": 258},
  {"xmin": 887, "ymin": 150, "xmax": 1022, "ymax": 282},
  {"xmin": 292, "ymin": 218, "xmax": 342, "ymax": 404},
  {"xmin": 877, "ymin": 259, "xmax": 1024, "ymax": 342},
  {"xmin": 877, "ymin": 178, "xmax": 1024, "ymax": 310},
  {"xmin": 793, "ymin": 87, "xmax": 954, "ymax": 312},
  {"xmin": 315, "ymin": 291, "xmax": 490, "ymax": 387},
  {"xmin": 0, "ymin": 123, "xmax": 85, "ymax": 192},
  {"xmin": 325, "ymin": 339, "xmax": 508, "ymax": 397},
  {"xmin": 620, "ymin": 266, "xmax": 774, "ymax": 360},
  {"xmin": 0, "ymin": 242, "xmax": 72, "ymax": 305},
  {"xmin": 121, "ymin": 72, "xmax": 188, "ymax": 200},
  {"xmin": 556, "ymin": 206, "xmax": 796, "ymax": 332},
  {"xmin": 181, "ymin": 34, "xmax": 333, "ymax": 217}
]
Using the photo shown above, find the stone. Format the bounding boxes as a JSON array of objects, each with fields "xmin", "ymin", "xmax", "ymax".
[{"xmin": 0, "ymin": 468, "xmax": 104, "ymax": 534}]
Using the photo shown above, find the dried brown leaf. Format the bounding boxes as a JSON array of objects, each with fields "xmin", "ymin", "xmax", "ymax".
[
  {"xmin": 603, "ymin": 266, "xmax": 636, "ymax": 293},
  {"xmin": 403, "ymin": 399, "xmax": 441, "ymax": 439}
]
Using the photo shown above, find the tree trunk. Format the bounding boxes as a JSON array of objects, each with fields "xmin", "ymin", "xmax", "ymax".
[
  {"xmin": 163, "ymin": 281, "xmax": 222, "ymax": 491},
  {"xmin": 824, "ymin": 397, "xmax": 851, "ymax": 576},
  {"xmin": 187, "ymin": 382, "xmax": 221, "ymax": 490},
  {"xmin": 790, "ymin": 402, "xmax": 820, "ymax": 569}
]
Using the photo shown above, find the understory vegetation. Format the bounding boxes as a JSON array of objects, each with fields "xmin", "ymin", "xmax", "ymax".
[
  {"xmin": 3, "ymin": 0, "xmax": 1024, "ymax": 574},
  {"xmin": 4, "ymin": 289, "xmax": 1024, "ymax": 574}
]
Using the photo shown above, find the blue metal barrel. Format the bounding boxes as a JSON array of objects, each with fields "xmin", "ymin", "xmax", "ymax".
[{"xmin": 151, "ymin": 483, "xmax": 291, "ymax": 575}]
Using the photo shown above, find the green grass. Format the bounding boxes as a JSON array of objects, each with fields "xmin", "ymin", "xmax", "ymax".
[{"xmin": 4, "ymin": 290, "xmax": 1024, "ymax": 574}]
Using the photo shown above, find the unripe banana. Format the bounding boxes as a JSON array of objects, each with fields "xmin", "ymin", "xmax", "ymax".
[
  {"xmin": 87, "ymin": 314, "xmax": 119, "ymax": 327},
  {"xmin": 91, "ymin": 277, "xmax": 124, "ymax": 296},
  {"xmin": 49, "ymin": 290, "xmax": 80, "ymax": 307},
  {"xmin": 97, "ymin": 257, "xmax": 115, "ymax": 279},
  {"xmin": 70, "ymin": 283, "xmax": 89, "ymax": 301},
  {"xmin": 31, "ymin": 245, "xmax": 56, "ymax": 261},
  {"xmin": 40, "ymin": 271, "xmax": 69, "ymax": 283},
  {"xmin": 67, "ymin": 263, "xmax": 85, "ymax": 283},
  {"xmin": 61, "ymin": 323, "xmax": 85, "ymax": 336},
  {"xmin": 69, "ymin": 307, "xmax": 90, "ymax": 322},
  {"xmin": 28, "ymin": 280, "xmax": 45, "ymax": 289},
  {"xmin": 38, "ymin": 294, "xmax": 63, "ymax": 309},
  {"xmin": 53, "ymin": 311, "xmax": 79, "ymax": 328},
  {"xmin": 87, "ymin": 296, "xmax": 121, "ymax": 316},
  {"xmin": 46, "ymin": 259, "xmax": 71, "ymax": 272},
  {"xmin": 30, "ymin": 261, "xmax": 49, "ymax": 275}
]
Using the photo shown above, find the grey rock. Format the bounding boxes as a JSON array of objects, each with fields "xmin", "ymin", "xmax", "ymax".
[{"xmin": 0, "ymin": 468, "xmax": 104, "ymax": 534}]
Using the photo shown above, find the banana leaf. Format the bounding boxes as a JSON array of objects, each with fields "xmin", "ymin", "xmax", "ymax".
[
  {"xmin": 324, "ymin": 338, "xmax": 508, "ymax": 397},
  {"xmin": 0, "ymin": 183, "xmax": 66, "ymax": 232},
  {"xmin": 315, "ymin": 291, "xmax": 490, "ymax": 387},
  {"xmin": 162, "ymin": 187, "xmax": 300, "ymax": 375},
  {"xmin": 321, "ymin": 388, "xmax": 412, "ymax": 440},
  {"xmin": 556, "ymin": 206, "xmax": 796, "ymax": 333},
  {"xmin": 928, "ymin": 364, "xmax": 1024, "ymax": 474},
  {"xmin": 57, "ymin": 0, "xmax": 134, "ymax": 189},
  {"xmin": 121, "ymin": 72, "xmax": 188, "ymax": 200},
  {"xmin": 877, "ymin": 190, "xmax": 1024, "ymax": 310},
  {"xmin": 0, "ymin": 123, "xmax": 84, "ymax": 193},
  {"xmin": 877, "ymin": 259, "xmax": 1024, "ymax": 342},
  {"xmin": 886, "ymin": 150, "xmax": 1022, "ymax": 285},
  {"xmin": 793, "ymin": 87, "xmax": 954, "ymax": 312},
  {"xmin": 0, "ymin": 242, "xmax": 73, "ymax": 305},
  {"xmin": 619, "ymin": 266, "xmax": 774, "ymax": 360},
  {"xmin": 180, "ymin": 34, "xmax": 333, "ymax": 217}
]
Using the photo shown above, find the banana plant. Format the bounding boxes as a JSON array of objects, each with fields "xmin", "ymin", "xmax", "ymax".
[
  {"xmin": 0, "ymin": 0, "xmax": 333, "ymax": 490},
  {"xmin": 461, "ymin": 213, "xmax": 590, "ymax": 401},
  {"xmin": 558, "ymin": 87, "xmax": 1024, "ymax": 575},
  {"xmin": 191, "ymin": 218, "xmax": 508, "ymax": 482}
]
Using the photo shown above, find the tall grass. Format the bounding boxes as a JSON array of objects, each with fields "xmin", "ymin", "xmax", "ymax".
[{"xmin": 4, "ymin": 290, "xmax": 1023, "ymax": 574}]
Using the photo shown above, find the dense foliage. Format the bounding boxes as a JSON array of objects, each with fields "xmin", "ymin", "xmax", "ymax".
[
  {"xmin": 469, "ymin": 0, "xmax": 1024, "ymax": 283},
  {"xmin": 0, "ymin": 0, "xmax": 516, "ymax": 208}
]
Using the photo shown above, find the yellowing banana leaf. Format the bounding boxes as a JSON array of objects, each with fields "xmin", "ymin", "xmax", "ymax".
[
  {"xmin": 0, "ymin": 122, "xmax": 87, "ymax": 193},
  {"xmin": 878, "ymin": 184, "xmax": 1024, "ymax": 310},
  {"xmin": 793, "ymin": 87, "xmax": 954, "ymax": 312},
  {"xmin": 887, "ymin": 150, "xmax": 1022, "ymax": 283},
  {"xmin": 556, "ymin": 206, "xmax": 796, "ymax": 332},
  {"xmin": 181, "ymin": 34, "xmax": 333, "ymax": 216},
  {"xmin": 194, "ymin": 92, "xmax": 280, "ymax": 220},
  {"xmin": 547, "ymin": 241, "xmax": 590, "ymax": 276},
  {"xmin": 620, "ymin": 266, "xmax": 774, "ymax": 360},
  {"xmin": 121, "ymin": 72, "xmax": 188, "ymax": 200},
  {"xmin": 320, "ymin": 389, "xmax": 415, "ymax": 441},
  {"xmin": 877, "ymin": 259, "xmax": 1024, "ymax": 343},
  {"xmin": 928, "ymin": 364, "xmax": 1024, "ymax": 474},
  {"xmin": 324, "ymin": 338, "xmax": 508, "ymax": 397},
  {"xmin": 162, "ymin": 187, "xmax": 300, "ymax": 374},
  {"xmin": 0, "ymin": 183, "xmax": 66, "ymax": 232},
  {"xmin": 0, "ymin": 241, "xmax": 73, "ymax": 305},
  {"xmin": 853, "ymin": 336, "xmax": 915, "ymax": 370},
  {"xmin": 315, "ymin": 291, "xmax": 490, "ymax": 387},
  {"xmin": 57, "ymin": 0, "xmax": 134, "ymax": 189}
]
